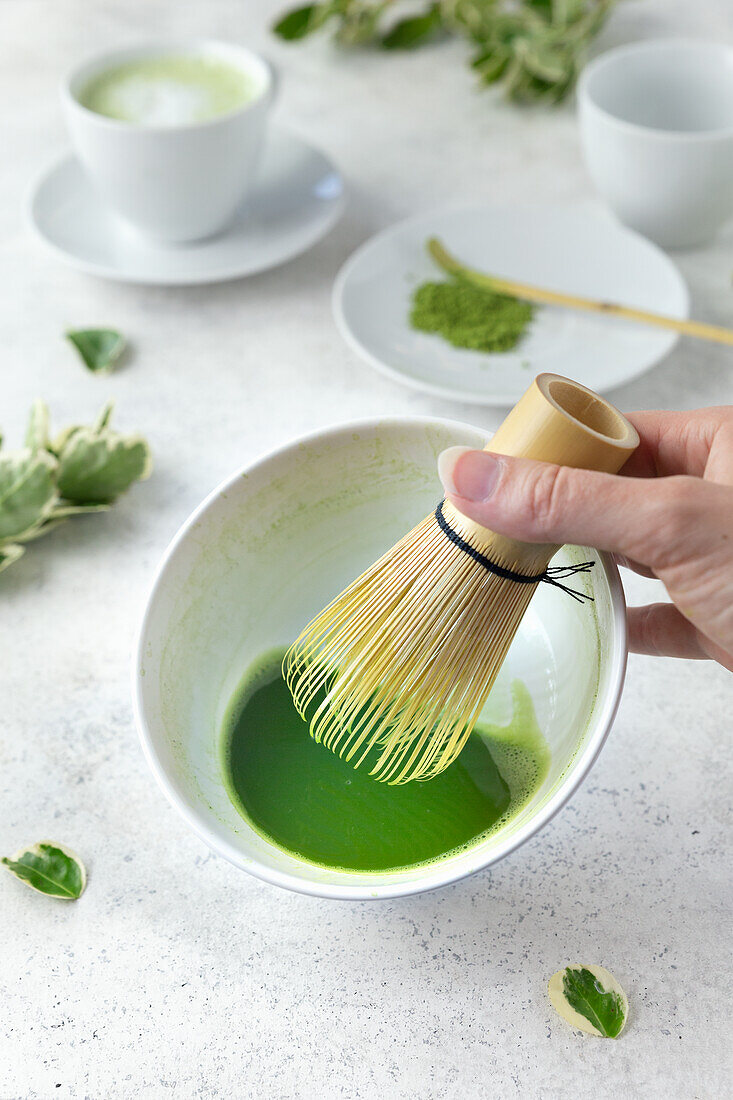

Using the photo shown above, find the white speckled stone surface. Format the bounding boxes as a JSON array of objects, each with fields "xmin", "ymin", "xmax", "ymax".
[{"xmin": 1, "ymin": 2, "xmax": 732, "ymax": 1097}]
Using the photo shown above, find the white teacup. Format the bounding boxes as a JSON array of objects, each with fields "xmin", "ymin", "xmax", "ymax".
[
  {"xmin": 62, "ymin": 41, "xmax": 275, "ymax": 244},
  {"xmin": 578, "ymin": 39, "xmax": 733, "ymax": 249}
]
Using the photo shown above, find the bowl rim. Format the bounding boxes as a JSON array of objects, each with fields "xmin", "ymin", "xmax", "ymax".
[
  {"xmin": 578, "ymin": 38, "xmax": 733, "ymax": 142},
  {"xmin": 132, "ymin": 414, "xmax": 628, "ymax": 900}
]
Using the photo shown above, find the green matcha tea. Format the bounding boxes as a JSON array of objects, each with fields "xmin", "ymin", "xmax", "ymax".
[
  {"xmin": 220, "ymin": 649, "xmax": 550, "ymax": 873},
  {"xmin": 78, "ymin": 54, "xmax": 258, "ymax": 126},
  {"xmin": 410, "ymin": 278, "xmax": 533, "ymax": 353}
]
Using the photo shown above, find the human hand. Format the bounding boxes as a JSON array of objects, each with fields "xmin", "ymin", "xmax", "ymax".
[{"xmin": 438, "ymin": 407, "xmax": 733, "ymax": 672}]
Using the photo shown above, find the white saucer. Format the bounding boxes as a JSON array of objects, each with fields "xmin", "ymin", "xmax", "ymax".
[
  {"xmin": 29, "ymin": 127, "xmax": 345, "ymax": 285},
  {"xmin": 333, "ymin": 203, "xmax": 689, "ymax": 405}
]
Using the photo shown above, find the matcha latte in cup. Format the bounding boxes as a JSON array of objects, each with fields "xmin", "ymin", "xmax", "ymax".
[{"xmin": 62, "ymin": 41, "xmax": 275, "ymax": 243}]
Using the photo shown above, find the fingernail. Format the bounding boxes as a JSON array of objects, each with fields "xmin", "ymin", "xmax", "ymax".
[{"xmin": 438, "ymin": 447, "xmax": 501, "ymax": 501}]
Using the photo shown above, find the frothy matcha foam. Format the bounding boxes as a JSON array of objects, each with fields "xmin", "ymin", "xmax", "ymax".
[{"xmin": 78, "ymin": 54, "xmax": 258, "ymax": 126}]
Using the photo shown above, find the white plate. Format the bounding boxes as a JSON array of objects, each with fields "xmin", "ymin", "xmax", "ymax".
[
  {"xmin": 333, "ymin": 203, "xmax": 689, "ymax": 405},
  {"xmin": 28, "ymin": 127, "xmax": 345, "ymax": 285}
]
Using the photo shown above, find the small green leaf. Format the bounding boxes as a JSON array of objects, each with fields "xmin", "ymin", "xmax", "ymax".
[
  {"xmin": 66, "ymin": 329, "xmax": 126, "ymax": 374},
  {"xmin": 50, "ymin": 425, "xmax": 83, "ymax": 458},
  {"xmin": 548, "ymin": 964, "xmax": 628, "ymax": 1038},
  {"xmin": 94, "ymin": 401, "xmax": 115, "ymax": 433},
  {"xmin": 520, "ymin": 40, "xmax": 571, "ymax": 83},
  {"xmin": 272, "ymin": 3, "xmax": 332, "ymax": 40},
  {"xmin": 335, "ymin": 4, "xmax": 386, "ymax": 46},
  {"xmin": 526, "ymin": 0, "xmax": 554, "ymax": 16},
  {"xmin": 25, "ymin": 400, "xmax": 50, "ymax": 453},
  {"xmin": 0, "ymin": 449, "xmax": 58, "ymax": 541},
  {"xmin": 56, "ymin": 404, "xmax": 152, "ymax": 505},
  {"xmin": 472, "ymin": 47, "xmax": 510, "ymax": 84},
  {"xmin": 2, "ymin": 841, "xmax": 86, "ymax": 900},
  {"xmin": 552, "ymin": 0, "xmax": 587, "ymax": 24},
  {"xmin": 382, "ymin": 5, "xmax": 443, "ymax": 50}
]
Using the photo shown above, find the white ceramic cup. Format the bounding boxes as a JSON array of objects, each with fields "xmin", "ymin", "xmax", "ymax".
[
  {"xmin": 578, "ymin": 39, "xmax": 733, "ymax": 248},
  {"xmin": 62, "ymin": 41, "xmax": 275, "ymax": 244},
  {"xmin": 133, "ymin": 417, "xmax": 628, "ymax": 900}
]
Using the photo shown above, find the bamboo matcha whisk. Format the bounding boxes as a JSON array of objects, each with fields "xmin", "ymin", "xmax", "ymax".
[{"xmin": 285, "ymin": 374, "xmax": 639, "ymax": 785}]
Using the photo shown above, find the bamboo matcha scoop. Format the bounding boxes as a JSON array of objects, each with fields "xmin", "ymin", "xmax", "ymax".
[{"xmin": 428, "ymin": 237, "xmax": 733, "ymax": 347}]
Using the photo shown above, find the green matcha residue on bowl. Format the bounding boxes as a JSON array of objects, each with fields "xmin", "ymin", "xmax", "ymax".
[{"xmin": 410, "ymin": 277, "xmax": 534, "ymax": 353}]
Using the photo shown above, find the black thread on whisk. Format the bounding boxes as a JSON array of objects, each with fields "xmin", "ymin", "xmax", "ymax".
[{"xmin": 434, "ymin": 501, "xmax": 595, "ymax": 604}]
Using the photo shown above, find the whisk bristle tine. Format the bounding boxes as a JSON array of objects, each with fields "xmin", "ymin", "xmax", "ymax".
[{"xmin": 282, "ymin": 502, "xmax": 550, "ymax": 784}]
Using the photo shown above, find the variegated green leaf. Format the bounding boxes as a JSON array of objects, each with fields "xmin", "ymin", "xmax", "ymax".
[
  {"xmin": 0, "ymin": 448, "xmax": 58, "ymax": 541},
  {"xmin": 2, "ymin": 841, "xmax": 87, "ymax": 900},
  {"xmin": 273, "ymin": 2, "xmax": 334, "ymax": 40},
  {"xmin": 57, "ymin": 423, "xmax": 152, "ymax": 505},
  {"xmin": 548, "ymin": 964, "xmax": 628, "ymax": 1038},
  {"xmin": 25, "ymin": 400, "xmax": 50, "ymax": 453},
  {"xmin": 553, "ymin": 0, "xmax": 587, "ymax": 24},
  {"xmin": 381, "ymin": 4, "xmax": 442, "ymax": 49},
  {"xmin": 50, "ymin": 425, "xmax": 84, "ymax": 457},
  {"xmin": 521, "ymin": 41, "xmax": 571, "ymax": 82},
  {"xmin": 66, "ymin": 329, "xmax": 125, "ymax": 374},
  {"xmin": 94, "ymin": 401, "xmax": 115, "ymax": 433}
]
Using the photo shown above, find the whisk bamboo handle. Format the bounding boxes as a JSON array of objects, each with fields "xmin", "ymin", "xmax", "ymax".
[
  {"xmin": 486, "ymin": 374, "xmax": 639, "ymax": 473},
  {"xmin": 443, "ymin": 373, "xmax": 640, "ymax": 574}
]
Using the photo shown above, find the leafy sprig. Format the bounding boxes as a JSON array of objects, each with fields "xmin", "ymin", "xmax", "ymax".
[
  {"xmin": 273, "ymin": 0, "xmax": 618, "ymax": 103},
  {"xmin": 0, "ymin": 401, "xmax": 151, "ymax": 575}
]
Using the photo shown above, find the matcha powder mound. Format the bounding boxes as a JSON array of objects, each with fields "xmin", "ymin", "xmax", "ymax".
[{"xmin": 410, "ymin": 278, "xmax": 533, "ymax": 353}]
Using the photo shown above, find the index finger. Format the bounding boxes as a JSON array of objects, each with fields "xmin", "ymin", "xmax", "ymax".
[{"xmin": 620, "ymin": 408, "xmax": 731, "ymax": 479}]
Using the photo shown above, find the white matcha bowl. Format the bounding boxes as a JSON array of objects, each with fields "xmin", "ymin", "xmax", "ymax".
[{"xmin": 133, "ymin": 419, "xmax": 628, "ymax": 900}]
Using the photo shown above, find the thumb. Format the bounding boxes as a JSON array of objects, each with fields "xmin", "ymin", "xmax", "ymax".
[{"xmin": 437, "ymin": 446, "xmax": 709, "ymax": 571}]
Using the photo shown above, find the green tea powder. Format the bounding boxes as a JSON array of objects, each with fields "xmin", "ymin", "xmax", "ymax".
[{"xmin": 410, "ymin": 277, "xmax": 533, "ymax": 353}]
